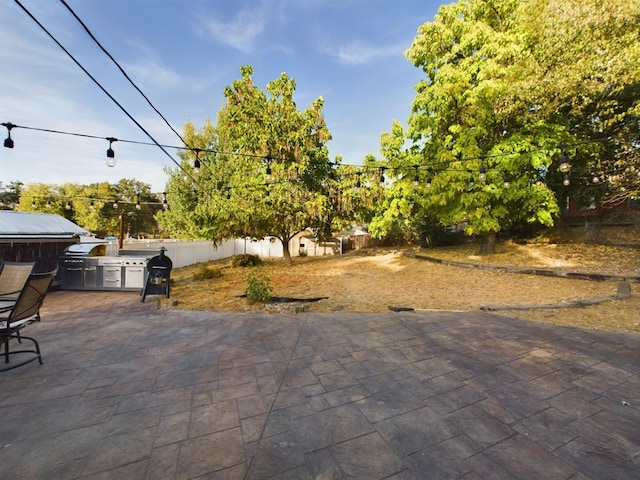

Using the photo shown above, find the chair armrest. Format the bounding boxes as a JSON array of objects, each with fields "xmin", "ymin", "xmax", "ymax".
[
  {"xmin": 0, "ymin": 290, "xmax": 21, "ymax": 297},
  {"xmin": 0, "ymin": 300, "xmax": 16, "ymax": 313}
]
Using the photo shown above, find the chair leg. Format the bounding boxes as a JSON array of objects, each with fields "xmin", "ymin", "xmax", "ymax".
[{"xmin": 0, "ymin": 334, "xmax": 43, "ymax": 371}]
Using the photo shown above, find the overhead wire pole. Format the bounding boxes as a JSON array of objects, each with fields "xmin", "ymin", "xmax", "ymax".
[{"xmin": 12, "ymin": 0, "xmax": 200, "ymax": 189}]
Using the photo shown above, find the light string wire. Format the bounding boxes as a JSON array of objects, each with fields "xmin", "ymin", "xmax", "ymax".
[
  {"xmin": 39, "ymin": 0, "xmax": 285, "ymax": 188},
  {"xmin": 58, "ymin": 0, "xmax": 230, "ymax": 192},
  {"xmin": 2, "ymin": 120, "xmax": 634, "ymax": 209},
  {"xmin": 3, "ymin": 120, "xmax": 633, "ymax": 178}
]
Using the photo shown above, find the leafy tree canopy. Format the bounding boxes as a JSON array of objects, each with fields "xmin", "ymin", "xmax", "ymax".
[
  {"xmin": 17, "ymin": 179, "xmax": 160, "ymax": 238},
  {"xmin": 157, "ymin": 66, "xmax": 355, "ymax": 264},
  {"xmin": 372, "ymin": 0, "xmax": 639, "ymax": 252}
]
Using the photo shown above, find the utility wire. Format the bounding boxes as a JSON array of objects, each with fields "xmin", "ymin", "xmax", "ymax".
[
  {"xmin": 12, "ymin": 0, "xmax": 200, "ymax": 188},
  {"xmin": 58, "ymin": 0, "xmax": 188, "ymax": 148}
]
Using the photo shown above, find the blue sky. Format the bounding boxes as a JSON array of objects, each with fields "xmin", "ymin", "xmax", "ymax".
[{"xmin": 0, "ymin": 0, "xmax": 442, "ymax": 192}]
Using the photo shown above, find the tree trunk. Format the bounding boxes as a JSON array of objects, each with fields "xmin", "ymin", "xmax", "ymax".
[
  {"xmin": 478, "ymin": 231, "xmax": 497, "ymax": 255},
  {"xmin": 281, "ymin": 239, "xmax": 293, "ymax": 266},
  {"xmin": 583, "ymin": 216, "xmax": 601, "ymax": 244}
]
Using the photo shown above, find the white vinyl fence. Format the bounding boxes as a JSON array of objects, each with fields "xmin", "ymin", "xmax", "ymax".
[{"xmin": 120, "ymin": 237, "xmax": 283, "ymax": 268}]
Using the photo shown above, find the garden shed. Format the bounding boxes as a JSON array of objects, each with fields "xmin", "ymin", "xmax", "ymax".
[
  {"xmin": 290, "ymin": 231, "xmax": 342, "ymax": 257},
  {"xmin": 0, "ymin": 211, "xmax": 87, "ymax": 273}
]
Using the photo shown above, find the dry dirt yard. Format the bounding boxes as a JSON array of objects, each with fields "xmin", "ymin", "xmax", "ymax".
[{"xmin": 161, "ymin": 242, "xmax": 640, "ymax": 334}]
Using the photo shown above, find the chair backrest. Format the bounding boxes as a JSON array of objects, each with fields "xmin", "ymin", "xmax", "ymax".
[
  {"xmin": 0, "ymin": 262, "xmax": 35, "ymax": 296},
  {"xmin": 8, "ymin": 271, "xmax": 55, "ymax": 323}
]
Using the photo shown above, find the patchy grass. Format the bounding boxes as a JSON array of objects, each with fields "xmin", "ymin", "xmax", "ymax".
[{"xmin": 161, "ymin": 243, "xmax": 640, "ymax": 333}]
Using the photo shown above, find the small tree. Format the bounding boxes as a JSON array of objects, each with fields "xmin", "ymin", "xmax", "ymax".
[
  {"xmin": 159, "ymin": 66, "xmax": 346, "ymax": 265},
  {"xmin": 372, "ymin": 0, "xmax": 581, "ymax": 253}
]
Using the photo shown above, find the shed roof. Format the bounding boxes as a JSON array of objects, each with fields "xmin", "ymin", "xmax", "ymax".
[{"xmin": 0, "ymin": 211, "xmax": 87, "ymax": 239}]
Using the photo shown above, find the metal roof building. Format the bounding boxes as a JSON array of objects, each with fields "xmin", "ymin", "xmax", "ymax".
[
  {"xmin": 0, "ymin": 211, "xmax": 87, "ymax": 239},
  {"xmin": 0, "ymin": 211, "xmax": 87, "ymax": 273}
]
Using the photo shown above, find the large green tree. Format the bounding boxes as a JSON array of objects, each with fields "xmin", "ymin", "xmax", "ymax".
[
  {"xmin": 373, "ymin": 0, "xmax": 638, "ymax": 253},
  {"xmin": 386, "ymin": 0, "xmax": 567, "ymax": 252},
  {"xmin": 158, "ymin": 66, "xmax": 343, "ymax": 265},
  {"xmin": 515, "ymin": 0, "xmax": 640, "ymax": 208}
]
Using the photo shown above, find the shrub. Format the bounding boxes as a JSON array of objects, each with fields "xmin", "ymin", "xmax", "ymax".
[
  {"xmin": 231, "ymin": 254, "xmax": 262, "ymax": 267},
  {"xmin": 193, "ymin": 264, "xmax": 223, "ymax": 281},
  {"xmin": 245, "ymin": 269, "xmax": 272, "ymax": 303}
]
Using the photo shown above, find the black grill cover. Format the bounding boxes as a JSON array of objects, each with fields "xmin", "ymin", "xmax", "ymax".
[{"xmin": 141, "ymin": 248, "xmax": 172, "ymax": 302}]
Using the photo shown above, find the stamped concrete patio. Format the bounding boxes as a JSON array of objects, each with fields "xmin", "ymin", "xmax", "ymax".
[{"xmin": 1, "ymin": 290, "xmax": 639, "ymax": 479}]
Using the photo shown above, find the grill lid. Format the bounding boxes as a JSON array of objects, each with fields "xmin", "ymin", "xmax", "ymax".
[{"xmin": 64, "ymin": 243, "xmax": 106, "ymax": 256}]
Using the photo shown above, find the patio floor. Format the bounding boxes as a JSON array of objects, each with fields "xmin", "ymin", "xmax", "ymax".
[{"xmin": 1, "ymin": 290, "xmax": 639, "ymax": 479}]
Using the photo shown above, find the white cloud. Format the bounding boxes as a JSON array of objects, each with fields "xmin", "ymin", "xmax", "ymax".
[
  {"xmin": 199, "ymin": 7, "xmax": 266, "ymax": 53},
  {"xmin": 333, "ymin": 41, "xmax": 403, "ymax": 65},
  {"xmin": 123, "ymin": 56, "xmax": 183, "ymax": 90}
]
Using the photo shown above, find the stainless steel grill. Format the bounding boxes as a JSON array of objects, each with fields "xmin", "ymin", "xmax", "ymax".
[{"xmin": 59, "ymin": 244, "xmax": 149, "ymax": 291}]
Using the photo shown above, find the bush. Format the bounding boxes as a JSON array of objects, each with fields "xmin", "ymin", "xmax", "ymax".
[
  {"xmin": 245, "ymin": 269, "xmax": 272, "ymax": 303},
  {"xmin": 230, "ymin": 254, "xmax": 262, "ymax": 267},
  {"xmin": 193, "ymin": 264, "xmax": 223, "ymax": 281}
]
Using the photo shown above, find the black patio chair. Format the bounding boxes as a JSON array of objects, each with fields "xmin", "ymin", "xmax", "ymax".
[
  {"xmin": 0, "ymin": 271, "xmax": 55, "ymax": 372},
  {"xmin": 0, "ymin": 261, "xmax": 35, "ymax": 308}
]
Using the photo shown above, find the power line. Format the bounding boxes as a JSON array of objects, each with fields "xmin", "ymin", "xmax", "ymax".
[
  {"xmin": 12, "ymin": 0, "xmax": 199, "ymax": 188},
  {"xmin": 58, "ymin": 0, "xmax": 188, "ymax": 148}
]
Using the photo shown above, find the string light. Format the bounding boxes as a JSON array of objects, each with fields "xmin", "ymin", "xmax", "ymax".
[
  {"xmin": 2, "ymin": 122, "xmax": 15, "ymax": 148},
  {"xmin": 3, "ymin": 189, "xmax": 168, "ymax": 212},
  {"xmin": 106, "ymin": 137, "xmax": 117, "ymax": 167},
  {"xmin": 479, "ymin": 165, "xmax": 487, "ymax": 182},
  {"xmin": 193, "ymin": 148, "xmax": 201, "ymax": 174},
  {"xmin": 265, "ymin": 156, "xmax": 273, "ymax": 180},
  {"xmin": 1, "ymin": 120, "xmax": 633, "ymax": 200},
  {"xmin": 559, "ymin": 152, "xmax": 571, "ymax": 173}
]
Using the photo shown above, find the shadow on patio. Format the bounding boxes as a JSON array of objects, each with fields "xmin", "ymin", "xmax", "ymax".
[{"xmin": 1, "ymin": 290, "xmax": 638, "ymax": 479}]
